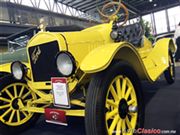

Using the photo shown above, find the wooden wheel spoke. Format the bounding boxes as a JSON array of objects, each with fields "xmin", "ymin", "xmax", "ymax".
[
  {"xmin": 125, "ymin": 116, "xmax": 132, "ymax": 129},
  {"xmin": 107, "ymin": 99, "xmax": 118, "ymax": 107},
  {"xmin": 121, "ymin": 119, "xmax": 126, "ymax": 134},
  {"xmin": 127, "ymin": 99, "xmax": 135, "ymax": 106},
  {"xmin": 0, "ymin": 104, "xmax": 11, "ymax": 110},
  {"xmin": 115, "ymin": 78, "xmax": 121, "ymax": 98},
  {"xmin": 125, "ymin": 87, "xmax": 132, "ymax": 100},
  {"xmin": 109, "ymin": 115, "xmax": 120, "ymax": 135},
  {"xmin": 110, "ymin": 86, "xmax": 119, "ymax": 101},
  {"xmin": 122, "ymin": 78, "xmax": 127, "ymax": 97},
  {"xmin": 1, "ymin": 108, "xmax": 12, "ymax": 118},
  {"xmin": 0, "ymin": 97, "xmax": 11, "ymax": 103},
  {"xmin": 8, "ymin": 110, "xmax": 15, "ymax": 123},
  {"xmin": 21, "ymin": 111, "xmax": 28, "ymax": 117},
  {"xmin": 5, "ymin": 89, "xmax": 14, "ymax": 99},
  {"xmin": 14, "ymin": 85, "xmax": 17, "ymax": 97},
  {"xmin": 128, "ymin": 112, "xmax": 137, "ymax": 118},
  {"xmin": 16, "ymin": 110, "xmax": 21, "ymax": 122},
  {"xmin": 24, "ymin": 99, "xmax": 32, "ymax": 103},
  {"xmin": 106, "ymin": 108, "xmax": 118, "ymax": 120},
  {"xmin": 22, "ymin": 91, "xmax": 31, "ymax": 100},
  {"xmin": 116, "ymin": 119, "xmax": 122, "ymax": 135},
  {"xmin": 19, "ymin": 86, "xmax": 25, "ymax": 97}
]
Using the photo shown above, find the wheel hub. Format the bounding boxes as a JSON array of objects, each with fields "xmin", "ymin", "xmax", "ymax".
[
  {"xmin": 118, "ymin": 98, "xmax": 128, "ymax": 119},
  {"xmin": 12, "ymin": 98, "xmax": 22, "ymax": 110}
]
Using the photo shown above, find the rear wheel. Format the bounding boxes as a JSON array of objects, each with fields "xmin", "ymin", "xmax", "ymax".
[
  {"xmin": 0, "ymin": 76, "xmax": 39, "ymax": 135},
  {"xmin": 85, "ymin": 61, "xmax": 144, "ymax": 135},
  {"xmin": 164, "ymin": 51, "xmax": 175, "ymax": 84}
]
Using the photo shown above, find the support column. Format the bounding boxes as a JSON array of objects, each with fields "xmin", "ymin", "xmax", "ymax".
[
  {"xmin": 151, "ymin": 12, "xmax": 156, "ymax": 35},
  {"xmin": 165, "ymin": 9, "xmax": 170, "ymax": 32}
]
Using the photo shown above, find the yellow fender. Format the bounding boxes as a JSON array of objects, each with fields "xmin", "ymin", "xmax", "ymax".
[
  {"xmin": 154, "ymin": 38, "xmax": 176, "ymax": 53},
  {"xmin": 0, "ymin": 63, "xmax": 11, "ymax": 73},
  {"xmin": 143, "ymin": 38, "xmax": 176, "ymax": 81},
  {"xmin": 80, "ymin": 42, "xmax": 151, "ymax": 81},
  {"xmin": 80, "ymin": 38, "xmax": 176, "ymax": 82}
]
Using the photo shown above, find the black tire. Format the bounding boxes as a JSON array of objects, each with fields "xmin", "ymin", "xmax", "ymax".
[
  {"xmin": 164, "ymin": 51, "xmax": 175, "ymax": 84},
  {"xmin": 0, "ymin": 75, "xmax": 40, "ymax": 135},
  {"xmin": 85, "ymin": 61, "xmax": 144, "ymax": 135}
]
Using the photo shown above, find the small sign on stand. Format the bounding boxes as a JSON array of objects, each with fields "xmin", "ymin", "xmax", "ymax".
[{"xmin": 51, "ymin": 77, "xmax": 70, "ymax": 108}]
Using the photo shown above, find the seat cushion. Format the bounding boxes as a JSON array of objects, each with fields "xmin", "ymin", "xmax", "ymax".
[{"xmin": 116, "ymin": 23, "xmax": 144, "ymax": 47}]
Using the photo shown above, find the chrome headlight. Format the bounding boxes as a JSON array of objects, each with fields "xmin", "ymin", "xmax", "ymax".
[
  {"xmin": 11, "ymin": 61, "xmax": 26, "ymax": 80},
  {"xmin": 56, "ymin": 52, "xmax": 76, "ymax": 77}
]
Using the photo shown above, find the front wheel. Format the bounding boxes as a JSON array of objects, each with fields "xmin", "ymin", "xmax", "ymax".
[
  {"xmin": 85, "ymin": 61, "xmax": 144, "ymax": 135},
  {"xmin": 0, "ymin": 76, "xmax": 39, "ymax": 135}
]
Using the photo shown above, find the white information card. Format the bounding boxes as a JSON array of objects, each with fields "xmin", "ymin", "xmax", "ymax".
[{"xmin": 51, "ymin": 78, "xmax": 70, "ymax": 108}]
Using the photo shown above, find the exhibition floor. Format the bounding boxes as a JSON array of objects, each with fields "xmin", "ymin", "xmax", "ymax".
[{"xmin": 13, "ymin": 66, "xmax": 180, "ymax": 135}]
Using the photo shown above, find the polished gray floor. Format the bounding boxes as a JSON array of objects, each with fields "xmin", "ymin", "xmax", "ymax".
[{"xmin": 4, "ymin": 67, "xmax": 180, "ymax": 135}]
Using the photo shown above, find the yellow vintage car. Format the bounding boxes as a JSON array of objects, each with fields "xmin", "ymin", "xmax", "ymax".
[{"xmin": 0, "ymin": 2, "xmax": 176, "ymax": 135}]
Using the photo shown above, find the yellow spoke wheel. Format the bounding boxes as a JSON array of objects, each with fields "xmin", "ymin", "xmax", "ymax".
[
  {"xmin": 0, "ymin": 83, "xmax": 36, "ymax": 126},
  {"xmin": 106, "ymin": 75, "xmax": 138, "ymax": 135},
  {"xmin": 85, "ymin": 62, "xmax": 144, "ymax": 135},
  {"xmin": 164, "ymin": 51, "xmax": 175, "ymax": 84},
  {"xmin": 0, "ymin": 76, "xmax": 39, "ymax": 134}
]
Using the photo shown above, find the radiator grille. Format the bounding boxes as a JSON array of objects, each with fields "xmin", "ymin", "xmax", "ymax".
[{"xmin": 28, "ymin": 41, "xmax": 60, "ymax": 82}]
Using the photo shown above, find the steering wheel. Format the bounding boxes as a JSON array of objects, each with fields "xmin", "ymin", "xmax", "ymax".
[{"xmin": 97, "ymin": 1, "xmax": 129, "ymax": 26}]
